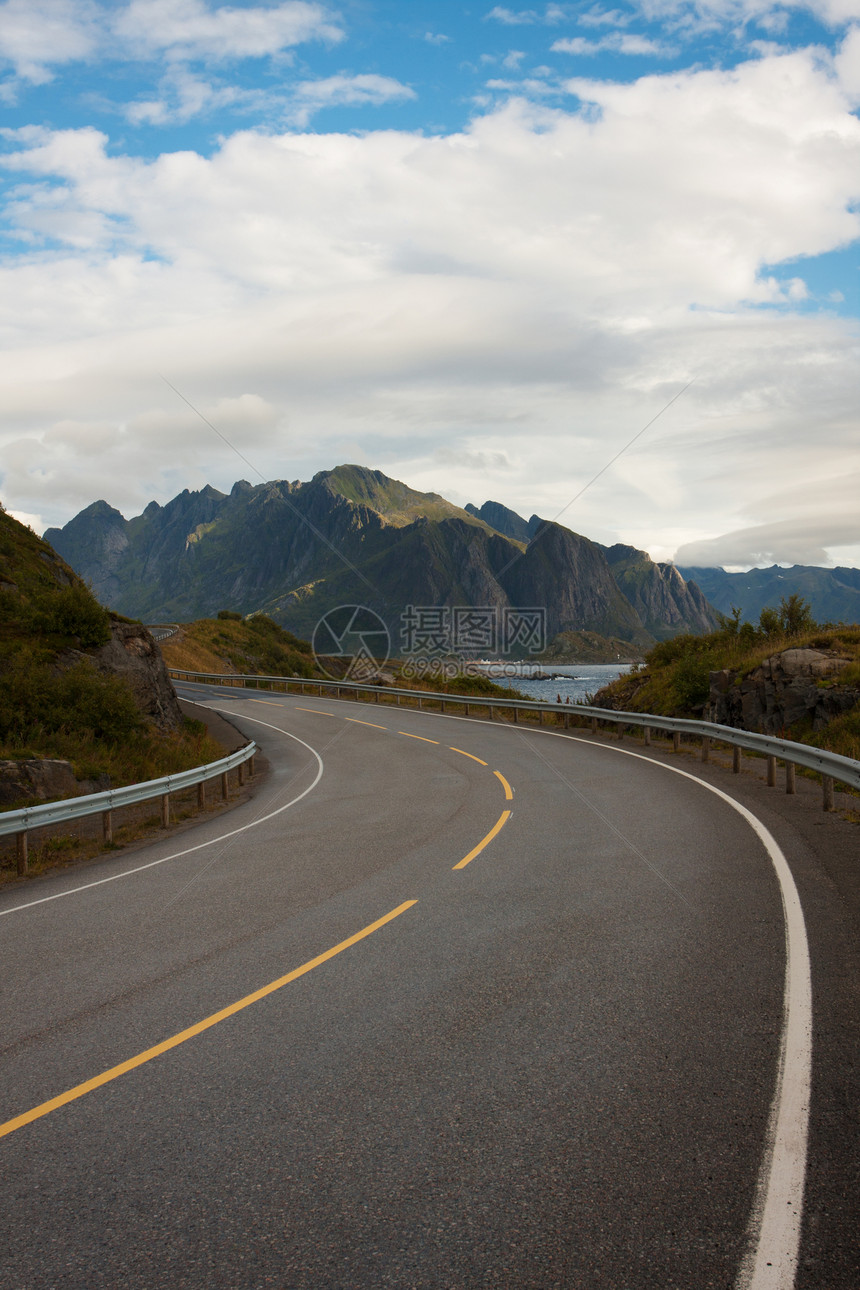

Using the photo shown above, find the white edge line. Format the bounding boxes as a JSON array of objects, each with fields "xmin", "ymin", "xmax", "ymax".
[
  {"xmin": 0, "ymin": 715, "xmax": 324, "ymax": 920},
  {"xmin": 235, "ymin": 689, "xmax": 810, "ymax": 1287}
]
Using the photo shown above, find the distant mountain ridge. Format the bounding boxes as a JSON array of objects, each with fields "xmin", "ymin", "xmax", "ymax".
[
  {"xmin": 45, "ymin": 466, "xmax": 719, "ymax": 655},
  {"xmin": 678, "ymin": 564, "xmax": 860, "ymax": 625}
]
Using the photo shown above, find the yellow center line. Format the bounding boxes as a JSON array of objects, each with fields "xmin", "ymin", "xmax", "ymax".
[
  {"xmin": 449, "ymin": 747, "xmax": 488, "ymax": 765},
  {"xmin": 295, "ymin": 707, "xmax": 335, "ymax": 716},
  {"xmin": 345, "ymin": 718, "xmax": 388, "ymax": 730},
  {"xmin": 453, "ymin": 810, "xmax": 512, "ymax": 870},
  {"xmin": 398, "ymin": 732, "xmax": 440, "ymax": 744},
  {"xmin": 248, "ymin": 699, "xmax": 285, "ymax": 706},
  {"xmin": 494, "ymin": 770, "xmax": 514, "ymax": 800},
  {"xmin": 0, "ymin": 900, "xmax": 417, "ymax": 1142}
]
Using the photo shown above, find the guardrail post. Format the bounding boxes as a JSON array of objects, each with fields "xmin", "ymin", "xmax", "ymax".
[
  {"xmin": 161, "ymin": 794, "xmax": 170, "ymax": 827},
  {"xmin": 563, "ymin": 712, "xmax": 569, "ymax": 730},
  {"xmin": 16, "ymin": 831, "xmax": 28, "ymax": 876},
  {"xmin": 238, "ymin": 761, "xmax": 246, "ymax": 786},
  {"xmin": 488, "ymin": 704, "xmax": 495, "ymax": 721},
  {"xmin": 102, "ymin": 810, "xmax": 113, "ymax": 843},
  {"xmin": 732, "ymin": 746, "xmax": 741, "ymax": 774},
  {"xmin": 465, "ymin": 703, "xmax": 471, "ymax": 717},
  {"xmin": 221, "ymin": 772, "xmax": 228, "ymax": 800},
  {"xmin": 673, "ymin": 731, "xmax": 681, "ymax": 753},
  {"xmin": 249, "ymin": 755, "xmax": 255, "ymax": 776},
  {"xmin": 767, "ymin": 756, "xmax": 776, "ymax": 787},
  {"xmin": 643, "ymin": 725, "xmax": 651, "ymax": 746},
  {"xmin": 538, "ymin": 709, "xmax": 544, "ymax": 726},
  {"xmin": 822, "ymin": 775, "xmax": 834, "ymax": 811},
  {"xmin": 701, "ymin": 736, "xmax": 710, "ymax": 763},
  {"xmin": 591, "ymin": 717, "xmax": 598, "ymax": 735},
  {"xmin": 785, "ymin": 761, "xmax": 796, "ymax": 794},
  {"xmin": 513, "ymin": 707, "xmax": 519, "ymax": 724},
  {"xmin": 197, "ymin": 781, "xmax": 205, "ymax": 810},
  {"xmin": 418, "ymin": 697, "xmax": 423, "ymax": 710}
]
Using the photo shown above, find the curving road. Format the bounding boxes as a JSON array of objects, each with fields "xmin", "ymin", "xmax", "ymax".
[{"xmin": 0, "ymin": 684, "xmax": 857, "ymax": 1289}]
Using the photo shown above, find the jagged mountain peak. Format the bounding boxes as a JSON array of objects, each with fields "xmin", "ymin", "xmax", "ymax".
[{"xmin": 311, "ymin": 464, "xmax": 482, "ymax": 529}]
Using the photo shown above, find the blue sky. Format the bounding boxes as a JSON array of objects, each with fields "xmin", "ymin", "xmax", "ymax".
[{"xmin": 1, "ymin": 0, "xmax": 859, "ymax": 568}]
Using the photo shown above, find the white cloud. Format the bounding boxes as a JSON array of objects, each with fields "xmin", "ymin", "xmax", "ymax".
[
  {"xmin": 553, "ymin": 32, "xmax": 676, "ymax": 53},
  {"xmin": 424, "ymin": 32, "xmax": 452, "ymax": 45},
  {"xmin": 0, "ymin": 46, "xmax": 858, "ymax": 566},
  {"xmin": 112, "ymin": 0, "xmax": 343, "ymax": 62},
  {"xmin": 0, "ymin": 0, "xmax": 100, "ymax": 84},
  {"xmin": 286, "ymin": 73, "xmax": 416, "ymax": 126}
]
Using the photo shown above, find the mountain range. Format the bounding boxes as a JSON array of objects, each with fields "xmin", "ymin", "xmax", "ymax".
[
  {"xmin": 677, "ymin": 564, "xmax": 860, "ymax": 626},
  {"xmin": 44, "ymin": 466, "xmax": 717, "ymax": 660}
]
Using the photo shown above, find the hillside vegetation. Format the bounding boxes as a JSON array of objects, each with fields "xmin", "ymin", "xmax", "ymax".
[
  {"xmin": 160, "ymin": 611, "xmax": 320, "ymax": 678},
  {"xmin": 0, "ymin": 505, "xmax": 222, "ymax": 796},
  {"xmin": 594, "ymin": 595, "xmax": 860, "ymax": 760}
]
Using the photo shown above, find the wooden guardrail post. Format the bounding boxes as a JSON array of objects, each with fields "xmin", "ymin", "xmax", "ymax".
[
  {"xmin": 103, "ymin": 810, "xmax": 113, "ymax": 843},
  {"xmin": 197, "ymin": 781, "xmax": 206, "ymax": 810},
  {"xmin": 767, "ymin": 756, "xmax": 777, "ymax": 787},
  {"xmin": 701, "ymin": 736, "xmax": 710, "ymax": 763},
  {"xmin": 221, "ymin": 772, "xmax": 228, "ymax": 800},
  {"xmin": 732, "ymin": 745, "xmax": 741, "ymax": 773},
  {"xmin": 673, "ymin": 731, "xmax": 681, "ymax": 753},
  {"xmin": 249, "ymin": 755, "xmax": 255, "ymax": 776},
  {"xmin": 238, "ymin": 761, "xmax": 246, "ymax": 786},
  {"xmin": 591, "ymin": 717, "xmax": 598, "ymax": 735},
  {"xmin": 643, "ymin": 726, "xmax": 651, "ymax": 746},
  {"xmin": 16, "ymin": 831, "xmax": 28, "ymax": 876},
  {"xmin": 161, "ymin": 794, "xmax": 170, "ymax": 827},
  {"xmin": 785, "ymin": 761, "xmax": 796, "ymax": 794},
  {"xmin": 822, "ymin": 775, "xmax": 834, "ymax": 811}
]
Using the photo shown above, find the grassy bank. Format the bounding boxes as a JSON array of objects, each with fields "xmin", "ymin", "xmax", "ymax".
[{"xmin": 594, "ymin": 598, "xmax": 860, "ymax": 760}]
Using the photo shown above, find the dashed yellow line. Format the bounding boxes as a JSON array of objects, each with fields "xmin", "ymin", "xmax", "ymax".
[
  {"xmin": 295, "ymin": 707, "xmax": 335, "ymax": 716},
  {"xmin": 494, "ymin": 771, "xmax": 514, "ymax": 800},
  {"xmin": 449, "ymin": 747, "xmax": 488, "ymax": 765},
  {"xmin": 346, "ymin": 718, "xmax": 388, "ymax": 730},
  {"xmin": 398, "ymin": 732, "xmax": 440, "ymax": 744},
  {"xmin": 248, "ymin": 699, "xmax": 285, "ymax": 706},
  {"xmin": 453, "ymin": 811, "xmax": 512, "ymax": 870},
  {"xmin": 0, "ymin": 901, "xmax": 418, "ymax": 1142}
]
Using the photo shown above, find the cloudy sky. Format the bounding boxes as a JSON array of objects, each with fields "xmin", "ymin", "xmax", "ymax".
[{"xmin": 1, "ymin": 0, "xmax": 858, "ymax": 569}]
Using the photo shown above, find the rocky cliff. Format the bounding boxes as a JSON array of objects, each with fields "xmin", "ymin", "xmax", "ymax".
[{"xmin": 708, "ymin": 648, "xmax": 858, "ymax": 735}]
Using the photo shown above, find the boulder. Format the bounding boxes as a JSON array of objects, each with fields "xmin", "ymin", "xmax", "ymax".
[
  {"xmin": 59, "ymin": 622, "xmax": 184, "ymax": 733},
  {"xmin": 0, "ymin": 759, "xmax": 110, "ymax": 808},
  {"xmin": 708, "ymin": 649, "xmax": 857, "ymax": 734}
]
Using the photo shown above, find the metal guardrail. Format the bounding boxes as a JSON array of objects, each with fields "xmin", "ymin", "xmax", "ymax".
[
  {"xmin": 169, "ymin": 668, "xmax": 860, "ymax": 806},
  {"xmin": 1, "ymin": 741, "xmax": 257, "ymax": 875}
]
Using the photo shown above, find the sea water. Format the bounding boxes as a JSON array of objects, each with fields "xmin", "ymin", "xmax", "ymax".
[{"xmin": 470, "ymin": 662, "xmax": 632, "ymax": 704}]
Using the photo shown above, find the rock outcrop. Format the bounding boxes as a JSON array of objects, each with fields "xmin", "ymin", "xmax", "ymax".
[
  {"xmin": 60, "ymin": 622, "xmax": 184, "ymax": 733},
  {"xmin": 0, "ymin": 759, "xmax": 109, "ymax": 808},
  {"xmin": 708, "ymin": 648, "xmax": 858, "ymax": 734}
]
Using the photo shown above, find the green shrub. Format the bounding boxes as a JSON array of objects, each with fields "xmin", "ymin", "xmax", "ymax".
[
  {"xmin": 217, "ymin": 609, "xmax": 242, "ymax": 621},
  {"xmin": 30, "ymin": 584, "xmax": 112, "ymax": 647}
]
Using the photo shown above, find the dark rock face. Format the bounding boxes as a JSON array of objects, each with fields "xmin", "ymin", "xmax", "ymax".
[
  {"xmin": 57, "ymin": 622, "xmax": 184, "ymax": 733},
  {"xmin": 708, "ymin": 649, "xmax": 858, "ymax": 734},
  {"xmin": 0, "ymin": 759, "xmax": 109, "ymax": 808},
  {"xmin": 603, "ymin": 544, "xmax": 719, "ymax": 639},
  {"xmin": 93, "ymin": 624, "xmax": 185, "ymax": 732},
  {"xmin": 465, "ymin": 500, "xmax": 531, "ymax": 544}
]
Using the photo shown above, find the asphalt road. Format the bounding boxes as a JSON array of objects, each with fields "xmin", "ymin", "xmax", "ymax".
[{"xmin": 0, "ymin": 685, "xmax": 856, "ymax": 1289}]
